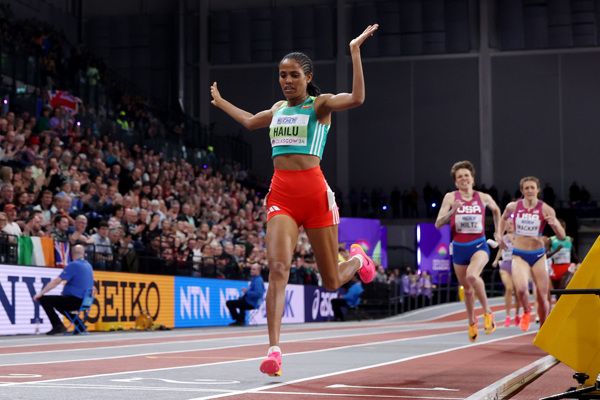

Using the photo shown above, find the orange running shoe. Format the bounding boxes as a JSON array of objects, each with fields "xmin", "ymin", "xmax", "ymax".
[
  {"xmin": 520, "ymin": 312, "xmax": 531, "ymax": 332},
  {"xmin": 468, "ymin": 322, "xmax": 478, "ymax": 342},
  {"xmin": 350, "ymin": 244, "xmax": 376, "ymax": 284},
  {"xmin": 484, "ymin": 312, "xmax": 496, "ymax": 334},
  {"xmin": 260, "ymin": 350, "xmax": 282, "ymax": 377}
]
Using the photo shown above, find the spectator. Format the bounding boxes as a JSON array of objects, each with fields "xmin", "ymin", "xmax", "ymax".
[
  {"xmin": 23, "ymin": 212, "xmax": 45, "ymax": 237},
  {"xmin": 0, "ymin": 183, "xmax": 14, "ymax": 210},
  {"xmin": 2, "ymin": 204, "xmax": 22, "ymax": 236},
  {"xmin": 33, "ymin": 245, "xmax": 95, "ymax": 335},
  {"xmin": 90, "ymin": 221, "xmax": 112, "ymax": 270},
  {"xmin": 419, "ymin": 271, "xmax": 434, "ymax": 306},
  {"xmin": 51, "ymin": 215, "xmax": 69, "ymax": 242},
  {"xmin": 69, "ymin": 214, "xmax": 93, "ymax": 245},
  {"xmin": 331, "ymin": 276, "xmax": 364, "ymax": 321},
  {"xmin": 374, "ymin": 265, "xmax": 387, "ymax": 283},
  {"xmin": 32, "ymin": 189, "xmax": 54, "ymax": 227},
  {"xmin": 226, "ymin": 263, "xmax": 265, "ymax": 326},
  {"xmin": 0, "ymin": 212, "xmax": 8, "ymax": 235}
]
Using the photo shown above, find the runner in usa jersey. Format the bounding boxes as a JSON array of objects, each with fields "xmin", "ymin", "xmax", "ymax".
[
  {"xmin": 436, "ymin": 160, "xmax": 502, "ymax": 343},
  {"xmin": 501, "ymin": 176, "xmax": 565, "ymax": 331},
  {"xmin": 450, "ymin": 191, "xmax": 486, "ymax": 243}
]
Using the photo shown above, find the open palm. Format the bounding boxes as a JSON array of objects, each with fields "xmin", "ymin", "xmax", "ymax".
[{"xmin": 350, "ymin": 24, "xmax": 379, "ymax": 49}]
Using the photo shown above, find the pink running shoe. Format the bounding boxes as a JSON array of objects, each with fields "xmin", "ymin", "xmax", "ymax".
[
  {"xmin": 350, "ymin": 244, "xmax": 376, "ymax": 283},
  {"xmin": 260, "ymin": 351, "xmax": 282, "ymax": 377},
  {"xmin": 504, "ymin": 316, "xmax": 511, "ymax": 328},
  {"xmin": 514, "ymin": 314, "xmax": 521, "ymax": 327}
]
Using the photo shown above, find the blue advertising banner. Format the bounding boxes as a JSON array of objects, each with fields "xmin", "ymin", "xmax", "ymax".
[
  {"xmin": 174, "ymin": 277, "xmax": 249, "ymax": 327},
  {"xmin": 339, "ymin": 218, "xmax": 388, "ymax": 267},
  {"xmin": 303, "ymin": 285, "xmax": 342, "ymax": 322},
  {"xmin": 416, "ymin": 223, "xmax": 451, "ymax": 284},
  {"xmin": 248, "ymin": 283, "xmax": 305, "ymax": 325}
]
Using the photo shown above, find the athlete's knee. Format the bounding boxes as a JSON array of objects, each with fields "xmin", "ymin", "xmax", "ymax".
[
  {"xmin": 515, "ymin": 286, "xmax": 529, "ymax": 298},
  {"xmin": 268, "ymin": 259, "xmax": 290, "ymax": 280},
  {"xmin": 463, "ymin": 286, "xmax": 475, "ymax": 297},
  {"xmin": 465, "ymin": 273, "xmax": 480, "ymax": 286}
]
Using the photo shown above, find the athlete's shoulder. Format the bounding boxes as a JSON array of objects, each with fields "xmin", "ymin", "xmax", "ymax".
[
  {"xmin": 271, "ymin": 100, "xmax": 287, "ymax": 112},
  {"xmin": 504, "ymin": 200, "xmax": 518, "ymax": 212}
]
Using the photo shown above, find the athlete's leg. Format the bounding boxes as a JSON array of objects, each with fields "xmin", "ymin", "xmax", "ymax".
[
  {"xmin": 530, "ymin": 256, "xmax": 551, "ymax": 325},
  {"xmin": 511, "ymin": 256, "xmax": 531, "ymax": 314},
  {"xmin": 499, "ymin": 269, "xmax": 514, "ymax": 318},
  {"xmin": 453, "ymin": 264, "xmax": 475, "ymax": 325},
  {"xmin": 305, "ymin": 225, "xmax": 361, "ymax": 291},
  {"xmin": 265, "ymin": 215, "xmax": 299, "ymax": 347},
  {"xmin": 466, "ymin": 251, "xmax": 491, "ymax": 314}
]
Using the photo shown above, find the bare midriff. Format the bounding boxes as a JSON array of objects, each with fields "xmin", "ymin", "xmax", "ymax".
[{"xmin": 273, "ymin": 154, "xmax": 320, "ymax": 170}]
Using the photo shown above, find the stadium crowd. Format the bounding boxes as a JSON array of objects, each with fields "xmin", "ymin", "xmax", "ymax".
[{"xmin": 1, "ymin": 3, "xmax": 593, "ymax": 291}]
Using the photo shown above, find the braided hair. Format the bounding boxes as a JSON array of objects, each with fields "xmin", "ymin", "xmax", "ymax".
[{"xmin": 280, "ymin": 52, "xmax": 321, "ymax": 96}]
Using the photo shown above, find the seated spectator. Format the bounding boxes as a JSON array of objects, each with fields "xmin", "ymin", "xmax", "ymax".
[
  {"xmin": 91, "ymin": 221, "xmax": 112, "ymax": 270},
  {"xmin": 0, "ymin": 212, "xmax": 8, "ymax": 235},
  {"xmin": 331, "ymin": 276, "xmax": 364, "ymax": 321},
  {"xmin": 51, "ymin": 215, "xmax": 69, "ymax": 243},
  {"xmin": 33, "ymin": 245, "xmax": 95, "ymax": 335},
  {"xmin": 0, "ymin": 183, "xmax": 14, "ymax": 210},
  {"xmin": 70, "ymin": 215, "xmax": 94, "ymax": 245},
  {"xmin": 23, "ymin": 212, "xmax": 45, "ymax": 237},
  {"xmin": 226, "ymin": 263, "xmax": 265, "ymax": 326},
  {"xmin": 2, "ymin": 204, "xmax": 22, "ymax": 236}
]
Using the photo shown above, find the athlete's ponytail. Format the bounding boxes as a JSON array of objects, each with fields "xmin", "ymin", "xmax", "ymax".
[{"xmin": 307, "ymin": 81, "xmax": 321, "ymax": 97}]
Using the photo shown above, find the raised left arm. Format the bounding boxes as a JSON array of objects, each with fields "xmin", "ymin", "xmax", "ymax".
[{"xmin": 317, "ymin": 24, "xmax": 379, "ymax": 114}]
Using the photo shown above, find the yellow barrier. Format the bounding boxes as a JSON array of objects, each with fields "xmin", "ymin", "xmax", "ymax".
[
  {"xmin": 84, "ymin": 271, "xmax": 175, "ymax": 331},
  {"xmin": 534, "ymin": 236, "xmax": 600, "ymax": 385}
]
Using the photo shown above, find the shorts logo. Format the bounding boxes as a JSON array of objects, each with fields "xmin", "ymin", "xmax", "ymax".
[{"xmin": 267, "ymin": 205, "xmax": 281, "ymax": 215}]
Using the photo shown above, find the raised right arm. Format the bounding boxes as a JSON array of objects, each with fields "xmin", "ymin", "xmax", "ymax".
[{"xmin": 210, "ymin": 82, "xmax": 280, "ymax": 131}]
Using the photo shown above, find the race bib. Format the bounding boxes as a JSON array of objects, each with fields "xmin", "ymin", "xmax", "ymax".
[
  {"xmin": 455, "ymin": 214, "xmax": 483, "ymax": 234},
  {"xmin": 515, "ymin": 214, "xmax": 541, "ymax": 237},
  {"xmin": 269, "ymin": 114, "xmax": 309, "ymax": 147},
  {"xmin": 552, "ymin": 247, "xmax": 571, "ymax": 264},
  {"xmin": 501, "ymin": 248, "xmax": 512, "ymax": 261}
]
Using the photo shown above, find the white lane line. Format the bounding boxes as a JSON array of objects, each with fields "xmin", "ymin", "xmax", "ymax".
[
  {"xmin": 0, "ymin": 323, "xmax": 464, "ymax": 367},
  {"xmin": 111, "ymin": 377, "xmax": 239, "ymax": 385},
  {"xmin": 0, "ymin": 322, "xmax": 391, "ymax": 350},
  {"xmin": 392, "ymin": 298, "xmax": 506, "ymax": 323},
  {"xmin": 464, "ymin": 355, "xmax": 558, "ymax": 400},
  {"xmin": 327, "ymin": 384, "xmax": 459, "ymax": 391},
  {"xmin": 0, "ymin": 323, "xmax": 427, "ymax": 354},
  {"xmin": 1, "ymin": 383, "xmax": 233, "ymax": 393},
  {"xmin": 257, "ymin": 391, "xmax": 463, "ymax": 399},
  {"xmin": 187, "ymin": 331, "xmax": 534, "ymax": 400},
  {"xmin": 0, "ymin": 328, "xmax": 470, "ymax": 388}
]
